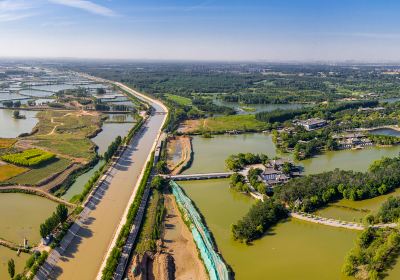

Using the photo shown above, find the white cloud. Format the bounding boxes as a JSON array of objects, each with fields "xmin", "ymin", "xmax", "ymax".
[
  {"xmin": 0, "ymin": 0, "xmax": 34, "ymax": 22},
  {"xmin": 48, "ymin": 0, "xmax": 117, "ymax": 17}
]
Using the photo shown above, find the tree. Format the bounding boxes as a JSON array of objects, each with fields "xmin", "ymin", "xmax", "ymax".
[
  {"xmin": 13, "ymin": 101, "xmax": 21, "ymax": 108},
  {"xmin": 13, "ymin": 110, "xmax": 20, "ymax": 119},
  {"xmin": 56, "ymin": 204, "xmax": 68, "ymax": 223},
  {"xmin": 8, "ymin": 259, "xmax": 15, "ymax": 278}
]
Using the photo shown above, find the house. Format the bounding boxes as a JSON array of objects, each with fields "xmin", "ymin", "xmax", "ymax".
[{"xmin": 296, "ymin": 118, "xmax": 327, "ymax": 131}]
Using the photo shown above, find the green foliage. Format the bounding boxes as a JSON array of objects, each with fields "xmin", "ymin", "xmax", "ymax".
[
  {"xmin": 39, "ymin": 204, "xmax": 69, "ymax": 238},
  {"xmin": 375, "ymin": 196, "xmax": 400, "ymax": 223},
  {"xmin": 342, "ymin": 228, "xmax": 400, "ymax": 279},
  {"xmin": 1, "ymin": 149, "xmax": 55, "ymax": 167},
  {"xmin": 8, "ymin": 258, "xmax": 15, "ymax": 278},
  {"xmin": 229, "ymin": 173, "xmax": 248, "ymax": 192},
  {"xmin": 232, "ymin": 199, "xmax": 288, "ymax": 243},
  {"xmin": 103, "ymin": 136, "xmax": 122, "ymax": 161},
  {"xmin": 276, "ymin": 156, "xmax": 400, "ymax": 212},
  {"xmin": 225, "ymin": 153, "xmax": 268, "ymax": 171}
]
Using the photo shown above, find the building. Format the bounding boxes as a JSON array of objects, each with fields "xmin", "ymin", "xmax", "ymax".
[{"xmin": 296, "ymin": 118, "xmax": 327, "ymax": 131}]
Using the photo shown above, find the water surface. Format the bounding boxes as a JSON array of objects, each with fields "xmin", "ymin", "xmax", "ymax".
[
  {"xmin": 0, "ymin": 193, "xmax": 58, "ymax": 244},
  {"xmin": 0, "ymin": 247, "xmax": 29, "ymax": 280},
  {"xmin": 91, "ymin": 122, "xmax": 134, "ymax": 155},
  {"xmin": 0, "ymin": 109, "xmax": 38, "ymax": 138},
  {"xmin": 179, "ymin": 179, "xmax": 357, "ymax": 280}
]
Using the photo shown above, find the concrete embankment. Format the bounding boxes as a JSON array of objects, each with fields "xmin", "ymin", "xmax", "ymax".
[{"xmin": 170, "ymin": 181, "xmax": 230, "ymax": 280}]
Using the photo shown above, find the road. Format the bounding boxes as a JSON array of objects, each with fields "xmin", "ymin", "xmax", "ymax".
[{"xmin": 35, "ymin": 83, "xmax": 168, "ymax": 280}]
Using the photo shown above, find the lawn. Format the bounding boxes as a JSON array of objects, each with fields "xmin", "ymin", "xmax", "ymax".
[
  {"xmin": 0, "ymin": 164, "xmax": 28, "ymax": 182},
  {"xmin": 0, "ymin": 138, "xmax": 16, "ymax": 149},
  {"xmin": 183, "ymin": 114, "xmax": 269, "ymax": 133},
  {"xmin": 166, "ymin": 94, "xmax": 193, "ymax": 106},
  {"xmin": 7, "ymin": 157, "xmax": 71, "ymax": 185}
]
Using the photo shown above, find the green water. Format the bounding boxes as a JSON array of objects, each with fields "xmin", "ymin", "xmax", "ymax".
[
  {"xmin": 179, "ymin": 180, "xmax": 357, "ymax": 280},
  {"xmin": 92, "ymin": 122, "xmax": 134, "ymax": 155},
  {"xmin": 183, "ymin": 134, "xmax": 277, "ymax": 174},
  {"xmin": 301, "ymin": 146, "xmax": 400, "ymax": 175},
  {"xmin": 0, "ymin": 193, "xmax": 58, "ymax": 244},
  {"xmin": 316, "ymin": 188, "xmax": 400, "ymax": 222},
  {"xmin": 61, "ymin": 160, "xmax": 105, "ymax": 201},
  {"xmin": 0, "ymin": 247, "xmax": 29, "ymax": 280}
]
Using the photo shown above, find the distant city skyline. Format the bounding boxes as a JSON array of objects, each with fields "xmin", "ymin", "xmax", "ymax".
[{"xmin": 1, "ymin": 0, "xmax": 400, "ymax": 61}]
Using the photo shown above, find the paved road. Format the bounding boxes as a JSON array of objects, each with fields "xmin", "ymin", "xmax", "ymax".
[{"xmin": 35, "ymin": 83, "xmax": 167, "ymax": 280}]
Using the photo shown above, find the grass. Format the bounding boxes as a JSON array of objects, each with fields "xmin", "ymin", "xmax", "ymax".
[
  {"xmin": 29, "ymin": 111, "xmax": 101, "ymax": 162},
  {"xmin": 166, "ymin": 94, "xmax": 193, "ymax": 106},
  {"xmin": 0, "ymin": 138, "xmax": 16, "ymax": 149},
  {"xmin": 135, "ymin": 190, "xmax": 164, "ymax": 254},
  {"xmin": 188, "ymin": 114, "xmax": 269, "ymax": 133},
  {"xmin": 7, "ymin": 157, "xmax": 71, "ymax": 185},
  {"xmin": 0, "ymin": 164, "xmax": 28, "ymax": 182}
]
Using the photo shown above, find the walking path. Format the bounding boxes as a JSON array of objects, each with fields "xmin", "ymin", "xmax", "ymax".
[
  {"xmin": 290, "ymin": 212, "xmax": 397, "ymax": 231},
  {"xmin": 0, "ymin": 186, "xmax": 74, "ymax": 207}
]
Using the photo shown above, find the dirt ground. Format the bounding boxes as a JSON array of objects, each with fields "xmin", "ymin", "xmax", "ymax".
[
  {"xmin": 162, "ymin": 194, "xmax": 208, "ymax": 280},
  {"xmin": 166, "ymin": 136, "xmax": 192, "ymax": 175}
]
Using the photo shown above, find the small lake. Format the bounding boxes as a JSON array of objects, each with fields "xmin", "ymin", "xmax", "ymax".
[
  {"xmin": 182, "ymin": 133, "xmax": 277, "ymax": 174},
  {"xmin": 0, "ymin": 92, "xmax": 30, "ymax": 101},
  {"xmin": 91, "ymin": 122, "xmax": 134, "ymax": 155},
  {"xmin": 0, "ymin": 109, "xmax": 38, "ymax": 138},
  {"xmin": 369, "ymin": 128, "xmax": 400, "ymax": 137},
  {"xmin": 105, "ymin": 113, "xmax": 136, "ymax": 123},
  {"xmin": 0, "ymin": 193, "xmax": 58, "ymax": 244},
  {"xmin": 19, "ymin": 89, "xmax": 54, "ymax": 98},
  {"xmin": 0, "ymin": 246, "xmax": 29, "ymax": 280},
  {"xmin": 31, "ymin": 84, "xmax": 77, "ymax": 92}
]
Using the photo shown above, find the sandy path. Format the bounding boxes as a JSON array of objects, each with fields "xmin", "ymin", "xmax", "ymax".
[{"xmin": 162, "ymin": 194, "xmax": 208, "ymax": 280}]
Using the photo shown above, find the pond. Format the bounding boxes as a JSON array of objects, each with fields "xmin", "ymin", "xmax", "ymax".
[
  {"xmin": 0, "ymin": 193, "xmax": 58, "ymax": 244},
  {"xmin": 369, "ymin": 128, "xmax": 400, "ymax": 137},
  {"xmin": 316, "ymin": 188, "xmax": 400, "ymax": 222},
  {"xmin": 91, "ymin": 122, "xmax": 134, "ymax": 155},
  {"xmin": 300, "ymin": 145, "xmax": 400, "ymax": 174},
  {"xmin": 19, "ymin": 89, "xmax": 54, "ymax": 98},
  {"xmin": 179, "ymin": 179, "xmax": 357, "ymax": 280},
  {"xmin": 61, "ymin": 160, "xmax": 105, "ymax": 201},
  {"xmin": 31, "ymin": 84, "xmax": 77, "ymax": 92},
  {"xmin": 0, "ymin": 247, "xmax": 29, "ymax": 280},
  {"xmin": 0, "ymin": 109, "xmax": 38, "ymax": 138},
  {"xmin": 182, "ymin": 133, "xmax": 277, "ymax": 174}
]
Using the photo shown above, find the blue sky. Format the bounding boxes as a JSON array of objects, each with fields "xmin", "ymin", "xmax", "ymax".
[{"xmin": 1, "ymin": 0, "xmax": 400, "ymax": 61}]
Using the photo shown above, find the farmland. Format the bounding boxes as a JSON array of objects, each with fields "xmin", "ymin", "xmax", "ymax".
[
  {"xmin": 0, "ymin": 164, "xmax": 28, "ymax": 181},
  {"xmin": 1, "ymin": 149, "xmax": 55, "ymax": 167},
  {"xmin": 7, "ymin": 157, "xmax": 71, "ymax": 185},
  {"xmin": 0, "ymin": 138, "xmax": 16, "ymax": 149}
]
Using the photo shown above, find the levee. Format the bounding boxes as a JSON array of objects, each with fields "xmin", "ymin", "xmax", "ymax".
[{"xmin": 170, "ymin": 180, "xmax": 230, "ymax": 280}]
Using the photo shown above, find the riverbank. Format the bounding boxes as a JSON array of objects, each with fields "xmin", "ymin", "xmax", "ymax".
[{"xmin": 167, "ymin": 135, "xmax": 193, "ymax": 175}]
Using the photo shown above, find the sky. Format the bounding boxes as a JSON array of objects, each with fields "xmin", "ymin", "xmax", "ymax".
[{"xmin": 1, "ymin": 0, "xmax": 400, "ymax": 61}]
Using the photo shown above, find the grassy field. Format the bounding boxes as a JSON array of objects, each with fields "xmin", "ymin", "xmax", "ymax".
[
  {"xmin": 135, "ymin": 190, "xmax": 164, "ymax": 254},
  {"xmin": 0, "ymin": 138, "xmax": 16, "ymax": 149},
  {"xmin": 29, "ymin": 111, "xmax": 101, "ymax": 162},
  {"xmin": 183, "ymin": 114, "xmax": 269, "ymax": 133},
  {"xmin": 7, "ymin": 157, "xmax": 71, "ymax": 185},
  {"xmin": 0, "ymin": 164, "xmax": 28, "ymax": 181},
  {"xmin": 166, "ymin": 94, "xmax": 193, "ymax": 106}
]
